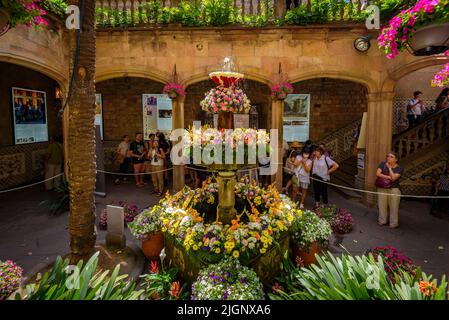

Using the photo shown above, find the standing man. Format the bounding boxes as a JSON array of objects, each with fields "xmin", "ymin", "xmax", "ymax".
[
  {"xmin": 114, "ymin": 135, "xmax": 130, "ymax": 185},
  {"xmin": 45, "ymin": 135, "xmax": 64, "ymax": 190},
  {"xmin": 128, "ymin": 132, "xmax": 146, "ymax": 188},
  {"xmin": 407, "ymin": 91, "xmax": 423, "ymax": 128}
]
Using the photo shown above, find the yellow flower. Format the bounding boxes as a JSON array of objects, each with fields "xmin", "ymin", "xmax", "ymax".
[
  {"xmin": 193, "ymin": 245, "xmax": 199, "ymax": 251},
  {"xmin": 215, "ymin": 248, "xmax": 221, "ymax": 254},
  {"xmin": 185, "ymin": 244, "xmax": 190, "ymax": 251},
  {"xmin": 189, "ymin": 239, "xmax": 194, "ymax": 246},
  {"xmin": 232, "ymin": 250, "xmax": 240, "ymax": 258},
  {"xmin": 260, "ymin": 248, "xmax": 266, "ymax": 254}
]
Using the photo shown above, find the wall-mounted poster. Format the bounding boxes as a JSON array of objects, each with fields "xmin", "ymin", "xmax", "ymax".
[
  {"xmin": 11, "ymin": 87, "xmax": 48, "ymax": 144},
  {"xmin": 142, "ymin": 94, "xmax": 172, "ymax": 137},
  {"xmin": 283, "ymin": 94, "xmax": 310, "ymax": 142},
  {"xmin": 95, "ymin": 93, "xmax": 103, "ymax": 140}
]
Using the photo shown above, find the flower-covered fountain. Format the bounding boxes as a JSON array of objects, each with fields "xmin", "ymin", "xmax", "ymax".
[{"xmin": 154, "ymin": 58, "xmax": 298, "ymax": 284}]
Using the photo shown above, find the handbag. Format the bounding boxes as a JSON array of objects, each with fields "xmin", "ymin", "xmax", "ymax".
[{"xmin": 375, "ymin": 164, "xmax": 393, "ymax": 188}]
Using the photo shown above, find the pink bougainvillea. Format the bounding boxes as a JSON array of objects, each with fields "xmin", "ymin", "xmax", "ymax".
[
  {"xmin": 4, "ymin": 0, "xmax": 48, "ymax": 28},
  {"xmin": 271, "ymin": 82, "xmax": 294, "ymax": 99},
  {"xmin": 432, "ymin": 51, "xmax": 449, "ymax": 87},
  {"xmin": 163, "ymin": 82, "xmax": 186, "ymax": 97}
]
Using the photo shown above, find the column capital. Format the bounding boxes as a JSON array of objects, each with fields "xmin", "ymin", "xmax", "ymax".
[{"xmin": 367, "ymin": 91, "xmax": 395, "ymax": 103}]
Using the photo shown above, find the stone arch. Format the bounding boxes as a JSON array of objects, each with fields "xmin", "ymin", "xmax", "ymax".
[
  {"xmin": 288, "ymin": 71, "xmax": 378, "ymax": 94},
  {"xmin": 0, "ymin": 54, "xmax": 68, "ymax": 92},
  {"xmin": 381, "ymin": 56, "xmax": 449, "ymax": 93},
  {"xmin": 95, "ymin": 67, "xmax": 169, "ymax": 84}
]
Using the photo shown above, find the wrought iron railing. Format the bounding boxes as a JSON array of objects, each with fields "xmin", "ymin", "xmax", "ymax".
[{"xmin": 393, "ymin": 108, "xmax": 449, "ymax": 161}]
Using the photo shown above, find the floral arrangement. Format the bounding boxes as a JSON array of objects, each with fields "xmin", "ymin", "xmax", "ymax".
[
  {"xmin": 315, "ymin": 205, "xmax": 353, "ymax": 234},
  {"xmin": 0, "ymin": 260, "xmax": 23, "ymax": 300},
  {"xmin": 432, "ymin": 51, "xmax": 449, "ymax": 87},
  {"xmin": 271, "ymin": 82, "xmax": 294, "ymax": 99},
  {"xmin": 367, "ymin": 246, "xmax": 418, "ymax": 283},
  {"xmin": 157, "ymin": 178, "xmax": 296, "ymax": 262},
  {"xmin": 182, "ymin": 126, "xmax": 271, "ymax": 166},
  {"xmin": 98, "ymin": 209, "xmax": 107, "ymax": 230},
  {"xmin": 201, "ymin": 86, "xmax": 251, "ymax": 114},
  {"xmin": 163, "ymin": 82, "xmax": 186, "ymax": 98},
  {"xmin": 191, "ymin": 257, "xmax": 264, "ymax": 300},
  {"xmin": 378, "ymin": 0, "xmax": 449, "ymax": 59},
  {"xmin": 0, "ymin": 0, "xmax": 48, "ymax": 28},
  {"xmin": 129, "ymin": 206, "xmax": 163, "ymax": 241},
  {"xmin": 290, "ymin": 210, "xmax": 332, "ymax": 249}
]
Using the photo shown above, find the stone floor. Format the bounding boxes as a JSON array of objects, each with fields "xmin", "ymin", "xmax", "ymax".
[{"xmin": 0, "ymin": 175, "xmax": 448, "ymax": 279}]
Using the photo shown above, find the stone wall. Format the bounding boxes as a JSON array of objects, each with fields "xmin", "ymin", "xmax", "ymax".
[
  {"xmin": 95, "ymin": 77, "xmax": 165, "ymax": 141},
  {"xmin": 292, "ymin": 78, "xmax": 368, "ymax": 142},
  {"xmin": 0, "ymin": 62, "xmax": 62, "ymax": 190}
]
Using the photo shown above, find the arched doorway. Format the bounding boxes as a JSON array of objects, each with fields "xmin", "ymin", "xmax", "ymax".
[
  {"xmin": 184, "ymin": 79, "xmax": 271, "ymax": 129},
  {"xmin": 0, "ymin": 61, "xmax": 63, "ymax": 189}
]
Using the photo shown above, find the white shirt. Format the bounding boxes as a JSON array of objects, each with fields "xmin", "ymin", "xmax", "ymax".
[
  {"xmin": 117, "ymin": 141, "xmax": 129, "ymax": 157},
  {"xmin": 408, "ymin": 99, "xmax": 423, "ymax": 116},
  {"xmin": 149, "ymin": 148, "xmax": 164, "ymax": 166},
  {"xmin": 312, "ymin": 155, "xmax": 336, "ymax": 181},
  {"xmin": 295, "ymin": 156, "xmax": 312, "ymax": 183}
]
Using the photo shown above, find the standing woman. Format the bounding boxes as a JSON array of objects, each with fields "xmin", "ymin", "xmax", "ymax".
[
  {"xmin": 149, "ymin": 138, "xmax": 165, "ymax": 196},
  {"xmin": 114, "ymin": 135, "xmax": 130, "ymax": 184},
  {"xmin": 294, "ymin": 148, "xmax": 313, "ymax": 209},
  {"xmin": 128, "ymin": 132, "xmax": 146, "ymax": 188},
  {"xmin": 376, "ymin": 152, "xmax": 404, "ymax": 229},
  {"xmin": 311, "ymin": 146, "xmax": 339, "ymax": 208},
  {"xmin": 284, "ymin": 151, "xmax": 297, "ymax": 196}
]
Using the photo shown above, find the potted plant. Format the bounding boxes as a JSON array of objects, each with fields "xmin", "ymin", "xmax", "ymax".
[
  {"xmin": 0, "ymin": 0, "xmax": 48, "ymax": 34},
  {"xmin": 271, "ymin": 82, "xmax": 294, "ymax": 100},
  {"xmin": 191, "ymin": 257, "xmax": 265, "ymax": 300},
  {"xmin": 163, "ymin": 82, "xmax": 186, "ymax": 99},
  {"xmin": 0, "ymin": 260, "xmax": 23, "ymax": 300},
  {"xmin": 129, "ymin": 206, "xmax": 164, "ymax": 260},
  {"xmin": 290, "ymin": 210, "xmax": 332, "ymax": 266},
  {"xmin": 378, "ymin": 0, "xmax": 449, "ymax": 58}
]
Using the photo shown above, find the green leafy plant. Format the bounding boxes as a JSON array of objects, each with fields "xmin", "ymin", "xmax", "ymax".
[
  {"xmin": 140, "ymin": 260, "xmax": 188, "ymax": 300},
  {"xmin": 15, "ymin": 252, "xmax": 144, "ymax": 300},
  {"xmin": 269, "ymin": 252, "xmax": 448, "ymax": 300},
  {"xmin": 39, "ymin": 180, "xmax": 70, "ymax": 215},
  {"xmin": 1, "ymin": 0, "xmax": 48, "ymax": 28},
  {"xmin": 290, "ymin": 210, "xmax": 332, "ymax": 249}
]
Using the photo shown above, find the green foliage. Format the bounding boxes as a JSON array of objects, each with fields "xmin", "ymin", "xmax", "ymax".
[
  {"xmin": 41, "ymin": 0, "xmax": 67, "ymax": 17},
  {"xmin": 39, "ymin": 180, "xmax": 70, "ymax": 215},
  {"xmin": 140, "ymin": 266, "xmax": 188, "ymax": 300},
  {"xmin": 203, "ymin": 0, "xmax": 237, "ymax": 26},
  {"xmin": 269, "ymin": 252, "xmax": 448, "ymax": 300},
  {"xmin": 15, "ymin": 252, "xmax": 144, "ymax": 300}
]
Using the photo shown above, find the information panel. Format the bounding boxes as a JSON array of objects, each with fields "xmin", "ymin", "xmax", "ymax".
[
  {"xmin": 95, "ymin": 93, "xmax": 103, "ymax": 140},
  {"xmin": 283, "ymin": 94, "xmax": 310, "ymax": 142},
  {"xmin": 11, "ymin": 87, "xmax": 48, "ymax": 144},
  {"xmin": 142, "ymin": 94, "xmax": 172, "ymax": 137}
]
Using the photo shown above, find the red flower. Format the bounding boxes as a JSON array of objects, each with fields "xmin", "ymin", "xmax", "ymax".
[
  {"xmin": 149, "ymin": 260, "xmax": 159, "ymax": 274},
  {"xmin": 168, "ymin": 281, "xmax": 181, "ymax": 299}
]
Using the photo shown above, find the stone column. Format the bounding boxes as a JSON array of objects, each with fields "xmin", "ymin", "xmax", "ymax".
[
  {"xmin": 171, "ymin": 95, "xmax": 185, "ymax": 193},
  {"xmin": 274, "ymin": 0, "xmax": 287, "ymax": 18},
  {"xmin": 271, "ymin": 98, "xmax": 284, "ymax": 191},
  {"xmin": 364, "ymin": 92, "xmax": 395, "ymax": 206}
]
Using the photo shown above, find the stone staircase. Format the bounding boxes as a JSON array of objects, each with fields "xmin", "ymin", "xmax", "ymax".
[{"xmin": 324, "ymin": 108, "xmax": 449, "ymax": 200}]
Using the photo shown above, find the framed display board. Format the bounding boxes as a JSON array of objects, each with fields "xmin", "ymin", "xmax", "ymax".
[
  {"xmin": 11, "ymin": 87, "xmax": 48, "ymax": 144},
  {"xmin": 95, "ymin": 93, "xmax": 104, "ymax": 140},
  {"xmin": 283, "ymin": 94, "xmax": 311, "ymax": 142},
  {"xmin": 142, "ymin": 94, "xmax": 172, "ymax": 137}
]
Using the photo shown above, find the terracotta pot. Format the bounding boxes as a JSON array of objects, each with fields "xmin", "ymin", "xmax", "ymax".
[
  {"xmin": 275, "ymin": 91, "xmax": 287, "ymax": 100},
  {"xmin": 292, "ymin": 242, "xmax": 321, "ymax": 266},
  {"xmin": 141, "ymin": 232, "xmax": 164, "ymax": 260},
  {"xmin": 218, "ymin": 110, "xmax": 234, "ymax": 130},
  {"xmin": 409, "ymin": 22, "xmax": 449, "ymax": 56},
  {"xmin": 168, "ymin": 91, "xmax": 177, "ymax": 99}
]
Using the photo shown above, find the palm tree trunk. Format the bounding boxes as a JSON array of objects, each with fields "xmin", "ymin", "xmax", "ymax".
[{"xmin": 67, "ymin": 0, "xmax": 97, "ymax": 264}]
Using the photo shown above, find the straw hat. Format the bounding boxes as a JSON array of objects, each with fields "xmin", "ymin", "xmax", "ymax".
[{"xmin": 290, "ymin": 141, "xmax": 302, "ymax": 149}]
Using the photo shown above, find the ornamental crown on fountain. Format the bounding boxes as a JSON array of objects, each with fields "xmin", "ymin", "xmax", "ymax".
[{"xmin": 209, "ymin": 56, "xmax": 245, "ymax": 89}]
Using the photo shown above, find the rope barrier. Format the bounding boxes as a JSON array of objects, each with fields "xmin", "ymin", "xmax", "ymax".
[
  {"xmin": 0, "ymin": 173, "xmax": 64, "ymax": 194},
  {"xmin": 96, "ymin": 167, "xmax": 173, "ymax": 176}
]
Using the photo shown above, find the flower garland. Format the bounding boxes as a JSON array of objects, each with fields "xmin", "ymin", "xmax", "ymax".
[
  {"xmin": 191, "ymin": 257, "xmax": 264, "ymax": 300},
  {"xmin": 378, "ymin": 0, "xmax": 448, "ymax": 59},
  {"xmin": 0, "ymin": 260, "xmax": 23, "ymax": 300},
  {"xmin": 201, "ymin": 86, "xmax": 251, "ymax": 114},
  {"xmin": 157, "ymin": 178, "xmax": 296, "ymax": 262},
  {"xmin": 271, "ymin": 82, "xmax": 294, "ymax": 99},
  {"xmin": 163, "ymin": 82, "xmax": 186, "ymax": 97}
]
